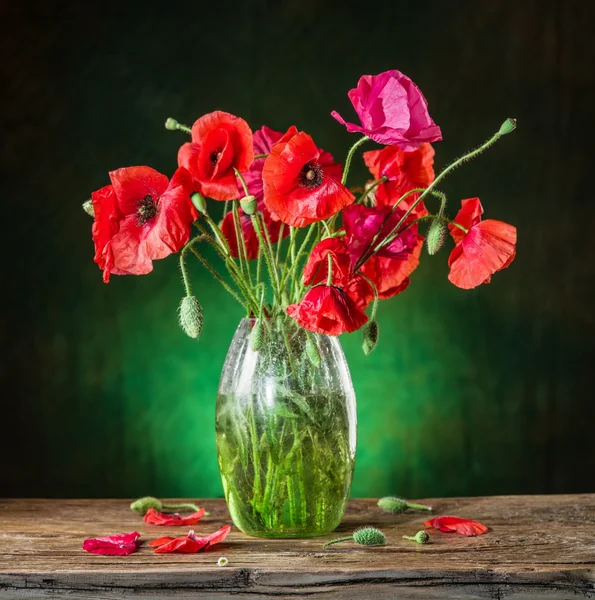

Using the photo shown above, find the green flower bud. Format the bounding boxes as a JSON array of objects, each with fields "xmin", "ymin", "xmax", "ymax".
[
  {"xmin": 353, "ymin": 526, "xmax": 386, "ymax": 546},
  {"xmin": 190, "ymin": 192, "xmax": 208, "ymax": 215},
  {"xmin": 498, "ymin": 118, "xmax": 517, "ymax": 136},
  {"xmin": 165, "ymin": 117, "xmax": 180, "ymax": 131},
  {"xmin": 240, "ymin": 195, "xmax": 257, "ymax": 215},
  {"xmin": 249, "ymin": 318, "xmax": 264, "ymax": 351},
  {"xmin": 82, "ymin": 199, "xmax": 95, "ymax": 218},
  {"xmin": 178, "ymin": 296, "xmax": 203, "ymax": 339},
  {"xmin": 378, "ymin": 496, "xmax": 407, "ymax": 513},
  {"xmin": 362, "ymin": 321, "xmax": 379, "ymax": 355},
  {"xmin": 426, "ymin": 220, "xmax": 446, "ymax": 255},
  {"xmin": 306, "ymin": 335, "xmax": 321, "ymax": 368},
  {"xmin": 403, "ymin": 530, "xmax": 430, "ymax": 544},
  {"xmin": 130, "ymin": 496, "xmax": 162, "ymax": 515}
]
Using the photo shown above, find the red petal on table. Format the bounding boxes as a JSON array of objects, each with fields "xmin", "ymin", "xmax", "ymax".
[
  {"xmin": 152, "ymin": 530, "xmax": 209, "ymax": 554},
  {"xmin": 424, "ymin": 516, "xmax": 488, "ymax": 536},
  {"xmin": 148, "ymin": 536, "xmax": 175, "ymax": 548},
  {"xmin": 143, "ymin": 507, "xmax": 206, "ymax": 526},
  {"xmin": 201, "ymin": 524, "xmax": 232, "ymax": 545},
  {"xmin": 82, "ymin": 531, "xmax": 141, "ymax": 555}
]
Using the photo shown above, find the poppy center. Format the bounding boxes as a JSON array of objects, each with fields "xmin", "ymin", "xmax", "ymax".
[
  {"xmin": 298, "ymin": 162, "xmax": 323, "ymax": 189},
  {"xmin": 210, "ymin": 148, "xmax": 223, "ymax": 166},
  {"xmin": 137, "ymin": 195, "xmax": 157, "ymax": 225}
]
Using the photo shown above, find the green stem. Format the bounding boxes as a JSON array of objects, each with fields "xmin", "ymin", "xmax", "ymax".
[
  {"xmin": 323, "ymin": 536, "xmax": 354, "ymax": 549},
  {"xmin": 358, "ymin": 176, "xmax": 387, "ymax": 204},
  {"xmin": 188, "ymin": 247, "xmax": 249, "ymax": 312},
  {"xmin": 251, "ymin": 214, "xmax": 281, "ymax": 303},
  {"xmin": 326, "ymin": 253, "xmax": 333, "ymax": 287},
  {"xmin": 275, "ymin": 223, "xmax": 286, "ymax": 264},
  {"xmin": 341, "ymin": 136, "xmax": 369, "ymax": 186},
  {"xmin": 254, "ymin": 153, "xmax": 268, "ymax": 159},
  {"xmin": 359, "ymin": 272, "xmax": 379, "ymax": 320},
  {"xmin": 406, "ymin": 501, "xmax": 433, "ymax": 511},
  {"xmin": 232, "ymin": 201, "xmax": 251, "ymax": 283},
  {"xmin": 161, "ymin": 502, "xmax": 200, "ymax": 512},
  {"xmin": 179, "ymin": 252, "xmax": 193, "ymax": 297},
  {"xmin": 373, "ymin": 128, "xmax": 505, "ymax": 255}
]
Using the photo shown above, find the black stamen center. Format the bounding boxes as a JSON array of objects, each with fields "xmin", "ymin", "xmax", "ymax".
[
  {"xmin": 298, "ymin": 162, "xmax": 323, "ymax": 189},
  {"xmin": 210, "ymin": 148, "xmax": 223, "ymax": 166},
  {"xmin": 137, "ymin": 195, "xmax": 157, "ymax": 225}
]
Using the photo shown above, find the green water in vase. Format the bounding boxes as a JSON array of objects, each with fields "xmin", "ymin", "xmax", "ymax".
[{"xmin": 216, "ymin": 318, "xmax": 357, "ymax": 538}]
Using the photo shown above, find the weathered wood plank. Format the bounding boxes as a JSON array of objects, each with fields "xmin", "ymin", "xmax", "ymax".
[{"xmin": 0, "ymin": 496, "xmax": 594, "ymax": 598}]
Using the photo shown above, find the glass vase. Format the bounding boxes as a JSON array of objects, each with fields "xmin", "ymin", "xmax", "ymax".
[{"xmin": 216, "ymin": 317, "xmax": 357, "ymax": 538}]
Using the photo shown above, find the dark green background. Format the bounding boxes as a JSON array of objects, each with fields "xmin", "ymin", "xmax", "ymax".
[{"xmin": 2, "ymin": 0, "xmax": 594, "ymax": 499}]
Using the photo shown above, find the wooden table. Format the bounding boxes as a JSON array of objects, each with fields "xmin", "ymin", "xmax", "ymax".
[{"xmin": 1, "ymin": 496, "xmax": 594, "ymax": 599}]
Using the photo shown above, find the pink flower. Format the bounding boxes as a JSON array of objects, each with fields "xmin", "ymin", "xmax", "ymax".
[
  {"xmin": 149, "ymin": 525, "xmax": 232, "ymax": 553},
  {"xmin": 82, "ymin": 532, "xmax": 141, "ymax": 556},
  {"xmin": 331, "ymin": 70, "xmax": 442, "ymax": 150}
]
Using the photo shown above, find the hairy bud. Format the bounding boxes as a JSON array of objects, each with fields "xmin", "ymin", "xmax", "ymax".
[
  {"xmin": 306, "ymin": 335, "xmax": 321, "ymax": 368},
  {"xmin": 165, "ymin": 117, "xmax": 180, "ymax": 131},
  {"xmin": 191, "ymin": 192, "xmax": 208, "ymax": 215},
  {"xmin": 249, "ymin": 318, "xmax": 264, "ymax": 351},
  {"xmin": 362, "ymin": 321, "xmax": 379, "ymax": 355},
  {"xmin": 353, "ymin": 527, "xmax": 387, "ymax": 546},
  {"xmin": 130, "ymin": 496, "xmax": 162, "ymax": 515},
  {"xmin": 178, "ymin": 296, "xmax": 203, "ymax": 339},
  {"xmin": 426, "ymin": 220, "xmax": 446, "ymax": 255}
]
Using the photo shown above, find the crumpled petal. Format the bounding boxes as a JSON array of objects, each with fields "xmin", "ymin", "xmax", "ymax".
[
  {"xmin": 150, "ymin": 526, "xmax": 232, "ymax": 554},
  {"xmin": 143, "ymin": 508, "xmax": 206, "ymax": 526},
  {"xmin": 82, "ymin": 531, "xmax": 141, "ymax": 556},
  {"xmin": 424, "ymin": 516, "xmax": 488, "ymax": 536},
  {"xmin": 331, "ymin": 70, "xmax": 442, "ymax": 150}
]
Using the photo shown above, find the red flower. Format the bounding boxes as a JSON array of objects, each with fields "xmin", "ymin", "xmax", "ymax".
[
  {"xmin": 92, "ymin": 166, "xmax": 197, "ymax": 283},
  {"xmin": 82, "ymin": 531, "xmax": 141, "ymax": 556},
  {"xmin": 424, "ymin": 516, "xmax": 488, "ymax": 536},
  {"xmin": 143, "ymin": 508, "xmax": 206, "ymax": 526},
  {"xmin": 364, "ymin": 143, "xmax": 435, "ymax": 208},
  {"xmin": 178, "ymin": 111, "xmax": 254, "ymax": 200},
  {"xmin": 342, "ymin": 203, "xmax": 421, "ymax": 264},
  {"xmin": 149, "ymin": 525, "xmax": 232, "ymax": 553},
  {"xmin": 447, "ymin": 198, "xmax": 517, "ymax": 290},
  {"xmin": 287, "ymin": 285, "xmax": 368, "ymax": 336},
  {"xmin": 303, "ymin": 238, "xmax": 353, "ymax": 287},
  {"xmin": 331, "ymin": 70, "xmax": 442, "ymax": 150},
  {"xmin": 262, "ymin": 128, "xmax": 355, "ymax": 227}
]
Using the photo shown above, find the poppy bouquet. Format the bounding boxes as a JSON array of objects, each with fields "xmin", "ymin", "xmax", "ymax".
[{"xmin": 85, "ymin": 69, "xmax": 517, "ymax": 351}]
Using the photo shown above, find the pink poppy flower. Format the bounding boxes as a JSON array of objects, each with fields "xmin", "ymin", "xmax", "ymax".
[
  {"xmin": 424, "ymin": 516, "xmax": 488, "ymax": 536},
  {"xmin": 143, "ymin": 508, "xmax": 206, "ymax": 526},
  {"xmin": 82, "ymin": 531, "xmax": 141, "ymax": 556},
  {"xmin": 331, "ymin": 70, "xmax": 442, "ymax": 150}
]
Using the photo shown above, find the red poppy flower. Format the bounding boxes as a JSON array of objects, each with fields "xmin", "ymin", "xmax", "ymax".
[
  {"xmin": 82, "ymin": 531, "xmax": 141, "ymax": 556},
  {"xmin": 344, "ymin": 273, "xmax": 377, "ymax": 310},
  {"xmin": 331, "ymin": 70, "xmax": 442, "ymax": 150},
  {"xmin": 447, "ymin": 198, "xmax": 517, "ymax": 290},
  {"xmin": 178, "ymin": 111, "xmax": 254, "ymax": 200},
  {"xmin": 287, "ymin": 285, "xmax": 368, "ymax": 336},
  {"xmin": 262, "ymin": 128, "xmax": 355, "ymax": 227},
  {"xmin": 364, "ymin": 143, "xmax": 435, "ymax": 209},
  {"xmin": 424, "ymin": 516, "xmax": 488, "ymax": 536},
  {"xmin": 220, "ymin": 200, "xmax": 288, "ymax": 260},
  {"xmin": 143, "ymin": 508, "xmax": 206, "ymax": 526},
  {"xmin": 149, "ymin": 525, "xmax": 232, "ymax": 554},
  {"xmin": 91, "ymin": 166, "xmax": 197, "ymax": 283},
  {"xmin": 303, "ymin": 238, "xmax": 353, "ymax": 287}
]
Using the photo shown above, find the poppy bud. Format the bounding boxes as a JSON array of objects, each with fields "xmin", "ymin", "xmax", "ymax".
[
  {"xmin": 403, "ymin": 530, "xmax": 430, "ymax": 544},
  {"xmin": 362, "ymin": 321, "xmax": 379, "ymax": 355},
  {"xmin": 426, "ymin": 219, "xmax": 446, "ymax": 255},
  {"xmin": 306, "ymin": 335, "xmax": 321, "ymax": 368},
  {"xmin": 249, "ymin": 318, "xmax": 264, "ymax": 351},
  {"xmin": 178, "ymin": 296, "xmax": 203, "ymax": 339},
  {"xmin": 353, "ymin": 527, "xmax": 386, "ymax": 546},
  {"xmin": 190, "ymin": 192, "xmax": 208, "ymax": 215},
  {"xmin": 82, "ymin": 199, "xmax": 95, "ymax": 217},
  {"xmin": 498, "ymin": 118, "xmax": 517, "ymax": 136},
  {"xmin": 378, "ymin": 496, "xmax": 433, "ymax": 513},
  {"xmin": 130, "ymin": 496, "xmax": 162, "ymax": 515},
  {"xmin": 240, "ymin": 195, "xmax": 257, "ymax": 215},
  {"xmin": 165, "ymin": 117, "xmax": 180, "ymax": 131}
]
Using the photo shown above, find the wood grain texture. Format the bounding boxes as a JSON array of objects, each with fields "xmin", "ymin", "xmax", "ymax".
[{"xmin": 1, "ymin": 496, "xmax": 594, "ymax": 598}]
